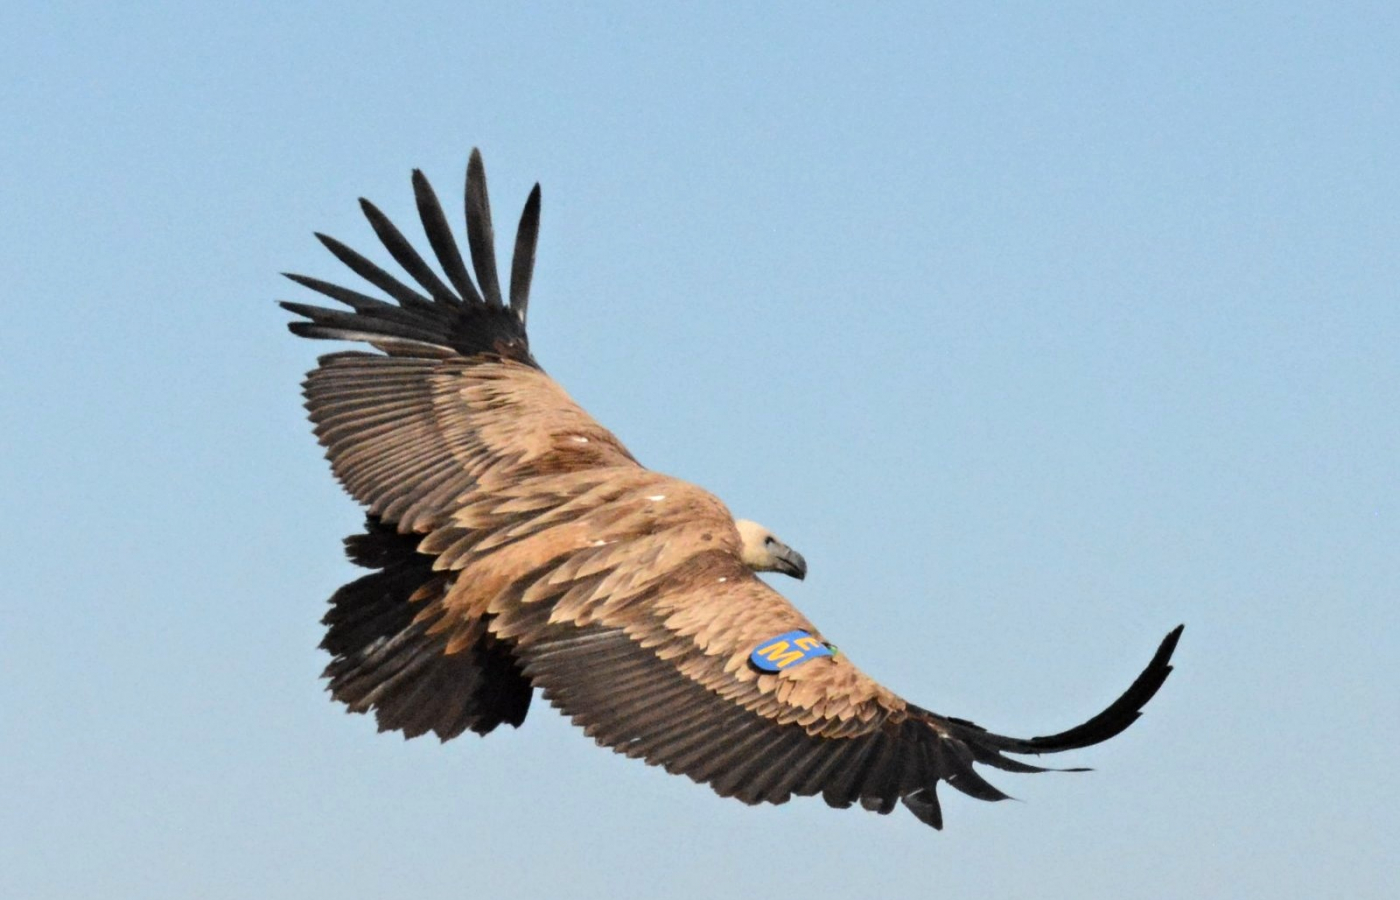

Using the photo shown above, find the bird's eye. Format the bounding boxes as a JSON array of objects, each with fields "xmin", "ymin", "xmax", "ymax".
[{"xmin": 764, "ymin": 536, "xmax": 776, "ymax": 547}]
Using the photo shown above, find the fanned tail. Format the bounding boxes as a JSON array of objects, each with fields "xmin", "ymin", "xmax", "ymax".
[{"xmin": 321, "ymin": 516, "xmax": 533, "ymax": 740}]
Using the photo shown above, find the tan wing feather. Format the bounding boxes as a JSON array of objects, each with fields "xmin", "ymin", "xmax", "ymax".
[{"xmin": 304, "ymin": 354, "xmax": 637, "ymax": 535}]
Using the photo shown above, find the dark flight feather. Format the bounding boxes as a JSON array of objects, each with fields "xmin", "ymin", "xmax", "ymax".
[
  {"xmin": 412, "ymin": 169, "xmax": 479, "ymax": 306},
  {"xmin": 314, "ymin": 232, "xmax": 436, "ymax": 313},
  {"xmin": 464, "ymin": 148, "xmax": 504, "ymax": 307},
  {"xmin": 509, "ymin": 184, "xmax": 542, "ymax": 323},
  {"xmin": 358, "ymin": 197, "xmax": 460, "ymax": 306}
]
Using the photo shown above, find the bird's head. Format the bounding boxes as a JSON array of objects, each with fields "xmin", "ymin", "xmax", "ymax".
[{"xmin": 734, "ymin": 519, "xmax": 807, "ymax": 580}]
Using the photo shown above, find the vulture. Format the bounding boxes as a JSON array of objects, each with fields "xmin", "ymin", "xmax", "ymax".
[{"xmin": 282, "ymin": 149, "xmax": 1183, "ymax": 830}]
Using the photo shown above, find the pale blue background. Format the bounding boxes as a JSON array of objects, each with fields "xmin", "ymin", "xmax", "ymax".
[{"xmin": 3, "ymin": 4, "xmax": 1396, "ymax": 899}]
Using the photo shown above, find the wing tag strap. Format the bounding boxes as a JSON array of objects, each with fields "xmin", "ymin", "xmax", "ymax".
[{"xmin": 749, "ymin": 630, "xmax": 837, "ymax": 673}]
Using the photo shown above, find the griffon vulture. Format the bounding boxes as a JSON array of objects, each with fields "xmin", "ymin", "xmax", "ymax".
[{"xmin": 282, "ymin": 149, "xmax": 1182, "ymax": 830}]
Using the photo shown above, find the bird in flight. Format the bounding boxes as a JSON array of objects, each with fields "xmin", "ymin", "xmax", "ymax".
[{"xmin": 282, "ymin": 149, "xmax": 1182, "ymax": 830}]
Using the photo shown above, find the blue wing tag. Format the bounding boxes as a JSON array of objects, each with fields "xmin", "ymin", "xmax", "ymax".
[{"xmin": 749, "ymin": 629, "xmax": 837, "ymax": 673}]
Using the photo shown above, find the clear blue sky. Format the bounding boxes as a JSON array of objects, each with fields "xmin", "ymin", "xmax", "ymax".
[{"xmin": 3, "ymin": 4, "xmax": 1395, "ymax": 898}]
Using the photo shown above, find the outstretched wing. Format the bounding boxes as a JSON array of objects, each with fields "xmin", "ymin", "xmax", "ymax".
[
  {"xmin": 500, "ymin": 531, "xmax": 1182, "ymax": 828},
  {"xmin": 282, "ymin": 150, "xmax": 638, "ymax": 536}
]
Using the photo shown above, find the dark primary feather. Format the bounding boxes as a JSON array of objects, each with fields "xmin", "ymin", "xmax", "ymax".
[
  {"xmin": 412, "ymin": 168, "xmax": 478, "ymax": 305},
  {"xmin": 314, "ymin": 231, "xmax": 437, "ymax": 314},
  {"xmin": 358, "ymin": 197, "xmax": 461, "ymax": 306},
  {"xmin": 509, "ymin": 184, "xmax": 542, "ymax": 323},
  {"xmin": 1020, "ymin": 622, "xmax": 1183, "ymax": 751},
  {"xmin": 934, "ymin": 624, "xmax": 1184, "ymax": 758},
  {"xmin": 464, "ymin": 148, "xmax": 504, "ymax": 307}
]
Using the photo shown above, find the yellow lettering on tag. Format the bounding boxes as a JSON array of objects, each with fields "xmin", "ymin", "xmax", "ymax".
[
  {"xmin": 757, "ymin": 641, "xmax": 790, "ymax": 661},
  {"xmin": 774, "ymin": 649, "xmax": 804, "ymax": 667}
]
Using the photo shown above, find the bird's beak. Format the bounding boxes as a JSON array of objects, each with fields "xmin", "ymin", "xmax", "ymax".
[{"xmin": 773, "ymin": 544, "xmax": 807, "ymax": 581}]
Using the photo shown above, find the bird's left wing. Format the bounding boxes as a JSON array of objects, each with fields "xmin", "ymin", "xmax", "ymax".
[{"xmin": 492, "ymin": 525, "xmax": 1183, "ymax": 829}]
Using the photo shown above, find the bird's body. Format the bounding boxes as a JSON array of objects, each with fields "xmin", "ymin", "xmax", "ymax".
[{"xmin": 283, "ymin": 150, "xmax": 1181, "ymax": 830}]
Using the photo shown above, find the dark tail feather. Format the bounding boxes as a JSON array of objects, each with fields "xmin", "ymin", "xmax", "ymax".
[{"xmin": 320, "ymin": 516, "xmax": 533, "ymax": 740}]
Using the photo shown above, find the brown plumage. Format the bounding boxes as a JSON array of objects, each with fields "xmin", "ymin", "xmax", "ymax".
[{"xmin": 282, "ymin": 149, "xmax": 1183, "ymax": 830}]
